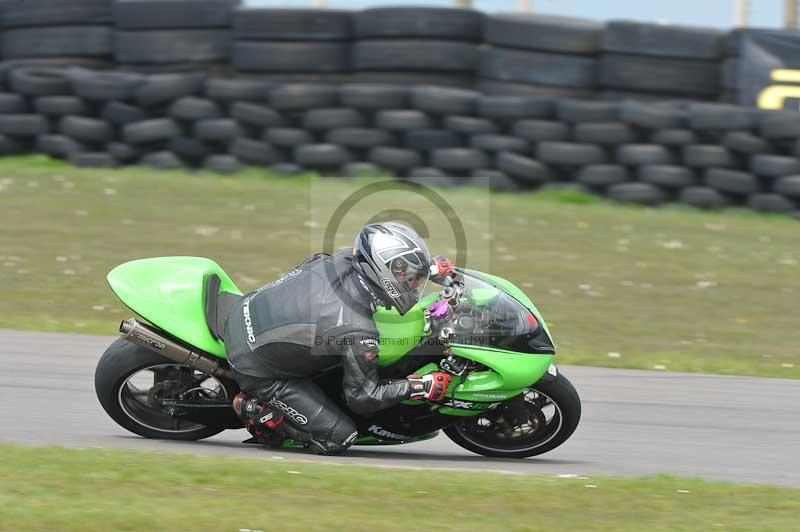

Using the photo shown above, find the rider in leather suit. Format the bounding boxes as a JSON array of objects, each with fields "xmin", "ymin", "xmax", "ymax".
[{"xmin": 224, "ymin": 222, "xmax": 453, "ymax": 455}]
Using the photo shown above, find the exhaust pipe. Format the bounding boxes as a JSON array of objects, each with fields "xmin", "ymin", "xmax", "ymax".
[{"xmin": 119, "ymin": 318, "xmax": 232, "ymax": 380}]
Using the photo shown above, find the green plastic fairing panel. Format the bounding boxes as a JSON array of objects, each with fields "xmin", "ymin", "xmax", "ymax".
[
  {"xmin": 407, "ymin": 350, "xmax": 554, "ymax": 416},
  {"xmin": 354, "ymin": 431, "xmax": 439, "ymax": 445},
  {"xmin": 107, "ymin": 257, "xmax": 242, "ymax": 358},
  {"xmin": 373, "ymin": 292, "xmax": 437, "ymax": 366},
  {"xmin": 448, "ymin": 346, "xmax": 553, "ymax": 393}
]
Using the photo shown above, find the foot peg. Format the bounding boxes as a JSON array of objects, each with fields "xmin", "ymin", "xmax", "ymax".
[{"xmin": 242, "ymin": 436, "xmax": 268, "ymax": 445}]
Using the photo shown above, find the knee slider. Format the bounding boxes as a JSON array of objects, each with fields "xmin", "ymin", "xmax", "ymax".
[
  {"xmin": 329, "ymin": 416, "xmax": 358, "ymax": 448},
  {"xmin": 309, "ymin": 417, "xmax": 358, "ymax": 455},
  {"xmin": 310, "ymin": 430, "xmax": 358, "ymax": 455}
]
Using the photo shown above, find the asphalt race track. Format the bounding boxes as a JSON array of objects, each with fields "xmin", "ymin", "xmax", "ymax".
[{"xmin": 1, "ymin": 329, "xmax": 798, "ymax": 486}]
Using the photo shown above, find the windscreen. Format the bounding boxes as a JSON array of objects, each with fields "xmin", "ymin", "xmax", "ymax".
[{"xmin": 446, "ymin": 272, "xmax": 554, "ymax": 355}]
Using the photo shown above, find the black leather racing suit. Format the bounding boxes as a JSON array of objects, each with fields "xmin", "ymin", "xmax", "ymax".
[{"xmin": 223, "ymin": 249, "xmax": 412, "ymax": 453}]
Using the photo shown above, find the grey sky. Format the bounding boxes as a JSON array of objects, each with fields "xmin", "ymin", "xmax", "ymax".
[{"xmin": 246, "ymin": 0, "xmax": 785, "ymax": 29}]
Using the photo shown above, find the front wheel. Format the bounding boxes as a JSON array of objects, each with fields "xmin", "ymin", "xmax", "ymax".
[
  {"xmin": 95, "ymin": 338, "xmax": 238, "ymax": 441},
  {"xmin": 444, "ymin": 372, "xmax": 581, "ymax": 458}
]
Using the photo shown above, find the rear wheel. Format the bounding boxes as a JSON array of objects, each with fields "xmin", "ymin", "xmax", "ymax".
[
  {"xmin": 95, "ymin": 338, "xmax": 237, "ymax": 440},
  {"xmin": 444, "ymin": 372, "xmax": 581, "ymax": 458}
]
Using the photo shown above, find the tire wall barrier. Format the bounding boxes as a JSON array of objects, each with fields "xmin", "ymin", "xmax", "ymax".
[
  {"xmin": 0, "ymin": 3, "xmax": 797, "ymax": 218},
  {"xmin": 0, "ymin": 4, "xmax": 774, "ymax": 103}
]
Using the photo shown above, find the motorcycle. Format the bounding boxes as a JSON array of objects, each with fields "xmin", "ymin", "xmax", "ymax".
[{"xmin": 95, "ymin": 256, "xmax": 581, "ymax": 458}]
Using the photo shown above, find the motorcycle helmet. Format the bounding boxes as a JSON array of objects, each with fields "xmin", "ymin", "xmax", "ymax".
[{"xmin": 353, "ymin": 222, "xmax": 431, "ymax": 315}]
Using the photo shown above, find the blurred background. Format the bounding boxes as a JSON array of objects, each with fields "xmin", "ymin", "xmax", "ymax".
[{"xmin": 247, "ymin": 0, "xmax": 791, "ymax": 29}]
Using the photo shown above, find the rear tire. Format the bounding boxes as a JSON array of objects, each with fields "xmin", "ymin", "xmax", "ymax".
[
  {"xmin": 444, "ymin": 372, "xmax": 581, "ymax": 458},
  {"xmin": 95, "ymin": 338, "xmax": 237, "ymax": 441}
]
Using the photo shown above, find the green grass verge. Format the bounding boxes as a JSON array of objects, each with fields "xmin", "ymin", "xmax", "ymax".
[
  {"xmin": 0, "ymin": 155, "xmax": 798, "ymax": 378},
  {"xmin": 0, "ymin": 444, "xmax": 797, "ymax": 532}
]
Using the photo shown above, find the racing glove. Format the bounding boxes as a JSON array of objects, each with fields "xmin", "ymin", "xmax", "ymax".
[
  {"xmin": 407, "ymin": 371, "xmax": 452, "ymax": 402},
  {"xmin": 429, "ymin": 255, "xmax": 455, "ymax": 285}
]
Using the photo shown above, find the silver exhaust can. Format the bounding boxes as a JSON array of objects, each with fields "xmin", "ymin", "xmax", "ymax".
[{"xmin": 119, "ymin": 318, "xmax": 232, "ymax": 379}]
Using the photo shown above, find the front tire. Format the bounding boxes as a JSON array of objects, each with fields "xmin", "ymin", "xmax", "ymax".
[
  {"xmin": 95, "ymin": 338, "xmax": 237, "ymax": 441},
  {"xmin": 444, "ymin": 372, "xmax": 581, "ymax": 458}
]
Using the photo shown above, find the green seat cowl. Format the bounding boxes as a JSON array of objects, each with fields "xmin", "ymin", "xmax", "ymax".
[{"xmin": 107, "ymin": 256, "xmax": 242, "ymax": 358}]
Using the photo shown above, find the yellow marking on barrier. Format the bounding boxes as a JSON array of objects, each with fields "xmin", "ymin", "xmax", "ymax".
[
  {"xmin": 757, "ymin": 69, "xmax": 800, "ymax": 110},
  {"xmin": 769, "ymin": 69, "xmax": 800, "ymax": 82},
  {"xmin": 757, "ymin": 85, "xmax": 800, "ymax": 110}
]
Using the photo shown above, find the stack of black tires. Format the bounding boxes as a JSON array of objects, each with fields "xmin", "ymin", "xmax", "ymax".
[
  {"xmin": 352, "ymin": 85, "xmax": 505, "ymax": 186},
  {"xmin": 231, "ymin": 7, "xmax": 352, "ymax": 83},
  {"xmin": 113, "ymin": 0, "xmax": 236, "ymax": 73},
  {"xmin": 1, "ymin": 66, "xmax": 798, "ymax": 218},
  {"xmin": 0, "ymin": 5, "xmax": 780, "ymax": 105},
  {"xmin": 0, "ymin": 5, "xmax": 798, "ymax": 219},
  {"xmin": 479, "ymin": 14, "xmax": 602, "ymax": 99},
  {"xmin": 599, "ymin": 20, "xmax": 724, "ymax": 101},
  {"xmin": 352, "ymin": 7, "xmax": 483, "ymax": 88},
  {"xmin": 1, "ymin": 0, "xmax": 113, "ymax": 68}
]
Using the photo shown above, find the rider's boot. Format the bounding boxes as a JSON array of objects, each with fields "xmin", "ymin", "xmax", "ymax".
[
  {"xmin": 231, "ymin": 392, "xmax": 284, "ymax": 445},
  {"xmin": 232, "ymin": 393, "xmax": 355, "ymax": 453}
]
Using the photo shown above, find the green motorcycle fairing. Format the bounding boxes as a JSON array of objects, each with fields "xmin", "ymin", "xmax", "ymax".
[
  {"xmin": 375, "ymin": 269, "xmax": 556, "ymax": 416},
  {"xmin": 108, "ymin": 257, "xmax": 554, "ymax": 418},
  {"xmin": 107, "ymin": 257, "xmax": 242, "ymax": 358}
]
